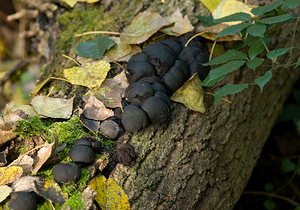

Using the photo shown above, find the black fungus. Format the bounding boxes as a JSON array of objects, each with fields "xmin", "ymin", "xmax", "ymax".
[
  {"xmin": 143, "ymin": 43, "xmax": 175, "ymax": 75},
  {"xmin": 117, "ymin": 143, "xmax": 136, "ymax": 167},
  {"xmin": 125, "ymin": 81, "xmax": 154, "ymax": 105},
  {"xmin": 69, "ymin": 145, "xmax": 96, "ymax": 165},
  {"xmin": 173, "ymin": 59, "xmax": 190, "ymax": 81},
  {"xmin": 141, "ymin": 96, "xmax": 170, "ymax": 124},
  {"xmin": 161, "ymin": 64, "xmax": 185, "ymax": 93},
  {"xmin": 178, "ymin": 46, "xmax": 204, "ymax": 64},
  {"xmin": 99, "ymin": 120, "xmax": 120, "ymax": 139},
  {"xmin": 121, "ymin": 104, "xmax": 149, "ymax": 133},
  {"xmin": 52, "ymin": 163, "xmax": 81, "ymax": 183},
  {"xmin": 154, "ymin": 91, "xmax": 173, "ymax": 109},
  {"xmin": 126, "ymin": 61, "xmax": 156, "ymax": 83},
  {"xmin": 127, "ymin": 52, "xmax": 149, "ymax": 67},
  {"xmin": 152, "ymin": 82, "xmax": 167, "ymax": 93},
  {"xmin": 74, "ymin": 138, "xmax": 92, "ymax": 147},
  {"xmin": 161, "ymin": 39, "xmax": 182, "ymax": 56},
  {"xmin": 189, "ymin": 53, "xmax": 210, "ymax": 81},
  {"xmin": 8, "ymin": 191, "xmax": 37, "ymax": 210}
]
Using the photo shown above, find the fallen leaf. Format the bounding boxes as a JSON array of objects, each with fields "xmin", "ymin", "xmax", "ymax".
[
  {"xmin": 104, "ymin": 37, "xmax": 132, "ymax": 61},
  {"xmin": 82, "ymin": 94, "xmax": 114, "ymax": 120},
  {"xmin": 88, "ymin": 71, "xmax": 129, "ymax": 109},
  {"xmin": 160, "ymin": 8, "xmax": 194, "ymax": 36},
  {"xmin": 12, "ymin": 155, "xmax": 34, "ymax": 174},
  {"xmin": 35, "ymin": 178, "xmax": 68, "ymax": 204},
  {"xmin": 64, "ymin": 61, "xmax": 111, "ymax": 88},
  {"xmin": 31, "ymin": 141, "xmax": 56, "ymax": 174},
  {"xmin": 0, "ymin": 185, "xmax": 12, "ymax": 203},
  {"xmin": 121, "ymin": 11, "xmax": 170, "ymax": 44},
  {"xmin": 170, "ymin": 73, "xmax": 205, "ymax": 113},
  {"xmin": 199, "ymin": 0, "xmax": 223, "ymax": 12},
  {"xmin": 12, "ymin": 175, "xmax": 41, "ymax": 192},
  {"xmin": 0, "ymin": 166, "xmax": 23, "ymax": 185},
  {"xmin": 31, "ymin": 96, "xmax": 74, "ymax": 119},
  {"xmin": 0, "ymin": 148, "xmax": 8, "ymax": 167},
  {"xmin": 196, "ymin": 25, "xmax": 242, "ymax": 41},
  {"xmin": 61, "ymin": 0, "xmax": 100, "ymax": 7},
  {"xmin": 0, "ymin": 124, "xmax": 17, "ymax": 147},
  {"xmin": 89, "ymin": 175, "xmax": 130, "ymax": 210},
  {"xmin": 75, "ymin": 36, "xmax": 116, "ymax": 59},
  {"xmin": 31, "ymin": 76, "xmax": 52, "ymax": 95},
  {"xmin": 14, "ymin": 105, "xmax": 39, "ymax": 117}
]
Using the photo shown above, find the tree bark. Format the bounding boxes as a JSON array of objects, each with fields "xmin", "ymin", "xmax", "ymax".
[{"xmin": 41, "ymin": 1, "xmax": 300, "ymax": 209}]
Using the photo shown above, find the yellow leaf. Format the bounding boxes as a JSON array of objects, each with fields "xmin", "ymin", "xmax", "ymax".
[
  {"xmin": 64, "ymin": 61, "xmax": 110, "ymax": 89},
  {"xmin": 199, "ymin": 0, "xmax": 223, "ymax": 12},
  {"xmin": 197, "ymin": 26, "xmax": 242, "ymax": 41},
  {"xmin": 61, "ymin": 0, "xmax": 100, "ymax": 7},
  {"xmin": 89, "ymin": 175, "xmax": 130, "ymax": 210},
  {"xmin": 0, "ymin": 166, "xmax": 23, "ymax": 185},
  {"xmin": 170, "ymin": 74, "xmax": 205, "ymax": 113}
]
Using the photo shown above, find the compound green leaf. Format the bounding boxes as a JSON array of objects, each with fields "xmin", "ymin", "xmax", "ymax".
[
  {"xmin": 254, "ymin": 70, "xmax": 272, "ymax": 92},
  {"xmin": 213, "ymin": 12, "xmax": 252, "ymax": 24},
  {"xmin": 247, "ymin": 23, "xmax": 266, "ymax": 37},
  {"xmin": 282, "ymin": 0, "xmax": 300, "ymax": 10},
  {"xmin": 251, "ymin": 0, "xmax": 283, "ymax": 16},
  {"xmin": 246, "ymin": 57, "xmax": 264, "ymax": 70},
  {"xmin": 201, "ymin": 60, "xmax": 246, "ymax": 87},
  {"xmin": 75, "ymin": 36, "xmax": 116, "ymax": 59},
  {"xmin": 266, "ymin": 47, "xmax": 292, "ymax": 60},
  {"xmin": 214, "ymin": 83, "xmax": 249, "ymax": 108},
  {"xmin": 215, "ymin": 22, "xmax": 251, "ymax": 38},
  {"xmin": 205, "ymin": 49, "xmax": 248, "ymax": 66},
  {"xmin": 258, "ymin": 14, "xmax": 296, "ymax": 25},
  {"xmin": 248, "ymin": 38, "xmax": 265, "ymax": 60}
]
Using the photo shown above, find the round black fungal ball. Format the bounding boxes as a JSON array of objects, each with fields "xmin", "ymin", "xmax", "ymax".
[
  {"xmin": 69, "ymin": 145, "xmax": 96, "ymax": 165},
  {"xmin": 161, "ymin": 65, "xmax": 185, "ymax": 93},
  {"xmin": 161, "ymin": 39, "xmax": 182, "ymax": 56},
  {"xmin": 8, "ymin": 191, "xmax": 37, "ymax": 210},
  {"xmin": 143, "ymin": 43, "xmax": 175, "ymax": 75},
  {"xmin": 173, "ymin": 59, "xmax": 190, "ymax": 81},
  {"xmin": 52, "ymin": 163, "xmax": 81, "ymax": 183},
  {"xmin": 121, "ymin": 104, "xmax": 149, "ymax": 133},
  {"xmin": 178, "ymin": 46, "xmax": 204, "ymax": 64},
  {"xmin": 152, "ymin": 82, "xmax": 167, "ymax": 93},
  {"xmin": 141, "ymin": 96, "xmax": 170, "ymax": 124},
  {"xmin": 138, "ymin": 76, "xmax": 160, "ymax": 84},
  {"xmin": 189, "ymin": 53, "xmax": 210, "ymax": 81},
  {"xmin": 127, "ymin": 52, "xmax": 149, "ymax": 67},
  {"xmin": 117, "ymin": 143, "xmax": 136, "ymax": 167},
  {"xmin": 125, "ymin": 81, "xmax": 154, "ymax": 105},
  {"xmin": 154, "ymin": 91, "xmax": 173, "ymax": 109},
  {"xmin": 74, "ymin": 138, "xmax": 92, "ymax": 147},
  {"xmin": 126, "ymin": 61, "xmax": 156, "ymax": 83},
  {"xmin": 99, "ymin": 120, "xmax": 120, "ymax": 139}
]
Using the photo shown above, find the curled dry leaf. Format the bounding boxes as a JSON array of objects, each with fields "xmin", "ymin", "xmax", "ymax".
[
  {"xmin": 82, "ymin": 94, "xmax": 114, "ymax": 120},
  {"xmin": 12, "ymin": 175, "xmax": 41, "ymax": 193},
  {"xmin": 12, "ymin": 155, "xmax": 34, "ymax": 174},
  {"xmin": 31, "ymin": 141, "xmax": 56, "ymax": 174},
  {"xmin": 0, "ymin": 166, "xmax": 23, "ymax": 186},
  {"xmin": 104, "ymin": 37, "xmax": 132, "ymax": 62}
]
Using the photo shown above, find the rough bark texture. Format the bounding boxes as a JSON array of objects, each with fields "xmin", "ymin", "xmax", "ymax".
[{"xmin": 42, "ymin": 1, "xmax": 300, "ymax": 209}]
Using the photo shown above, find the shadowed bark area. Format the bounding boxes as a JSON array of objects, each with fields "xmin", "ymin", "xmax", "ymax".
[{"xmin": 41, "ymin": 1, "xmax": 300, "ymax": 209}]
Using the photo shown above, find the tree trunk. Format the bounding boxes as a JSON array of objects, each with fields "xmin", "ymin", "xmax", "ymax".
[{"xmin": 40, "ymin": 1, "xmax": 300, "ymax": 209}]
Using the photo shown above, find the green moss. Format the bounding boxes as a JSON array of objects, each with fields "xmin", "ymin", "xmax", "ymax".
[{"xmin": 15, "ymin": 116, "xmax": 48, "ymax": 139}]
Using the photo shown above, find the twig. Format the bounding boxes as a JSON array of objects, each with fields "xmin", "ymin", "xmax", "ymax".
[
  {"xmin": 209, "ymin": 40, "xmax": 217, "ymax": 61},
  {"xmin": 62, "ymin": 54, "xmax": 81, "ymax": 66},
  {"xmin": 260, "ymin": 37, "xmax": 269, "ymax": 53},
  {"xmin": 205, "ymin": 92, "xmax": 232, "ymax": 104},
  {"xmin": 105, "ymin": 56, "xmax": 126, "ymax": 72},
  {"xmin": 244, "ymin": 191, "xmax": 300, "ymax": 206},
  {"xmin": 185, "ymin": 32, "xmax": 205, "ymax": 47},
  {"xmin": 75, "ymin": 31, "xmax": 121, "ymax": 37},
  {"xmin": 0, "ymin": 10, "xmax": 19, "ymax": 29}
]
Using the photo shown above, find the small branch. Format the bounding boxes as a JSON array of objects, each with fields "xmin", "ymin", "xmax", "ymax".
[
  {"xmin": 105, "ymin": 56, "xmax": 126, "ymax": 72},
  {"xmin": 244, "ymin": 191, "xmax": 300, "ymax": 207},
  {"xmin": 209, "ymin": 40, "xmax": 217, "ymax": 61},
  {"xmin": 185, "ymin": 32, "xmax": 205, "ymax": 47},
  {"xmin": 260, "ymin": 37, "xmax": 270, "ymax": 53},
  {"xmin": 62, "ymin": 54, "xmax": 81, "ymax": 66},
  {"xmin": 205, "ymin": 92, "xmax": 232, "ymax": 104},
  {"xmin": 75, "ymin": 31, "xmax": 121, "ymax": 37}
]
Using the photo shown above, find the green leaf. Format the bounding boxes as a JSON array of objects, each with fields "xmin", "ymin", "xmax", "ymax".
[
  {"xmin": 264, "ymin": 182, "xmax": 274, "ymax": 192},
  {"xmin": 254, "ymin": 70, "xmax": 272, "ymax": 92},
  {"xmin": 75, "ymin": 36, "xmax": 116, "ymax": 59},
  {"xmin": 247, "ymin": 23, "xmax": 266, "ymax": 37},
  {"xmin": 277, "ymin": 104, "xmax": 300, "ymax": 122},
  {"xmin": 246, "ymin": 57, "xmax": 264, "ymax": 70},
  {"xmin": 258, "ymin": 14, "xmax": 296, "ymax": 24},
  {"xmin": 251, "ymin": 0, "xmax": 283, "ymax": 16},
  {"xmin": 214, "ymin": 83, "xmax": 249, "ymax": 108},
  {"xmin": 266, "ymin": 47, "xmax": 292, "ymax": 60},
  {"xmin": 213, "ymin": 12, "xmax": 252, "ymax": 24},
  {"xmin": 205, "ymin": 49, "xmax": 248, "ymax": 66},
  {"xmin": 215, "ymin": 22, "xmax": 251, "ymax": 38},
  {"xmin": 282, "ymin": 158, "xmax": 296, "ymax": 173},
  {"xmin": 295, "ymin": 57, "xmax": 300, "ymax": 68},
  {"xmin": 282, "ymin": 0, "xmax": 300, "ymax": 10},
  {"xmin": 196, "ymin": 15, "xmax": 214, "ymax": 26},
  {"xmin": 248, "ymin": 38, "xmax": 265, "ymax": 59},
  {"xmin": 264, "ymin": 199, "xmax": 276, "ymax": 210},
  {"xmin": 201, "ymin": 60, "xmax": 246, "ymax": 87}
]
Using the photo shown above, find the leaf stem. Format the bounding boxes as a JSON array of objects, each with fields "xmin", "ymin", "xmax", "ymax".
[
  {"xmin": 62, "ymin": 54, "xmax": 81, "ymax": 66},
  {"xmin": 209, "ymin": 40, "xmax": 217, "ymax": 61},
  {"xmin": 185, "ymin": 32, "xmax": 205, "ymax": 47},
  {"xmin": 205, "ymin": 92, "xmax": 232, "ymax": 104},
  {"xmin": 75, "ymin": 31, "xmax": 121, "ymax": 37},
  {"xmin": 260, "ymin": 37, "xmax": 269, "ymax": 53}
]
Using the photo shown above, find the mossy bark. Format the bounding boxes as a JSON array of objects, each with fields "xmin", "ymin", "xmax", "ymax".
[{"xmin": 42, "ymin": 1, "xmax": 300, "ymax": 209}]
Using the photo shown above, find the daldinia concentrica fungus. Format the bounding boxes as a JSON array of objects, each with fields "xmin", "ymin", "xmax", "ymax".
[
  {"xmin": 161, "ymin": 39, "xmax": 182, "ymax": 56},
  {"xmin": 141, "ymin": 96, "xmax": 170, "ymax": 124},
  {"xmin": 99, "ymin": 119, "xmax": 120, "ymax": 139},
  {"xmin": 152, "ymin": 82, "xmax": 167, "ymax": 93},
  {"xmin": 161, "ymin": 62, "xmax": 186, "ymax": 93},
  {"xmin": 117, "ymin": 143, "xmax": 136, "ymax": 167},
  {"xmin": 154, "ymin": 91, "xmax": 173, "ymax": 109},
  {"xmin": 125, "ymin": 81, "xmax": 154, "ymax": 105},
  {"xmin": 8, "ymin": 191, "xmax": 37, "ymax": 210},
  {"xmin": 126, "ymin": 61, "xmax": 156, "ymax": 83},
  {"xmin": 52, "ymin": 163, "xmax": 81, "ymax": 183},
  {"xmin": 74, "ymin": 138, "xmax": 92, "ymax": 147},
  {"xmin": 121, "ymin": 104, "xmax": 149, "ymax": 133},
  {"xmin": 69, "ymin": 145, "xmax": 96, "ymax": 164},
  {"xmin": 127, "ymin": 52, "xmax": 149, "ymax": 66}
]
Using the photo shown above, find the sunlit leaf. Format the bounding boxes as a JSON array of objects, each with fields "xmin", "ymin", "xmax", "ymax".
[
  {"xmin": 251, "ymin": 0, "xmax": 283, "ymax": 16},
  {"xmin": 75, "ymin": 36, "xmax": 116, "ymax": 59},
  {"xmin": 0, "ymin": 185, "xmax": 12, "ymax": 203},
  {"xmin": 258, "ymin": 14, "xmax": 296, "ymax": 25},
  {"xmin": 247, "ymin": 23, "xmax": 266, "ymax": 37},
  {"xmin": 199, "ymin": 0, "xmax": 223, "ymax": 12},
  {"xmin": 201, "ymin": 60, "xmax": 246, "ymax": 86},
  {"xmin": 215, "ymin": 22, "xmax": 251, "ymax": 38},
  {"xmin": 0, "ymin": 166, "xmax": 23, "ymax": 185},
  {"xmin": 266, "ymin": 47, "xmax": 292, "ymax": 60},
  {"xmin": 121, "ymin": 11, "xmax": 170, "ymax": 44},
  {"xmin": 89, "ymin": 175, "xmax": 130, "ymax": 209},
  {"xmin": 64, "ymin": 61, "xmax": 110, "ymax": 88},
  {"xmin": 246, "ymin": 57, "xmax": 264, "ymax": 70},
  {"xmin": 61, "ymin": 0, "xmax": 100, "ymax": 8},
  {"xmin": 170, "ymin": 74, "xmax": 205, "ymax": 113},
  {"xmin": 254, "ymin": 70, "xmax": 272, "ymax": 92},
  {"xmin": 31, "ymin": 96, "xmax": 74, "ymax": 119},
  {"xmin": 214, "ymin": 83, "xmax": 249, "ymax": 108},
  {"xmin": 205, "ymin": 49, "xmax": 247, "ymax": 66}
]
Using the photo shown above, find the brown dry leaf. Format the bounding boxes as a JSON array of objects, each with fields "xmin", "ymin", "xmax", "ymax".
[
  {"xmin": 0, "ymin": 148, "xmax": 8, "ymax": 167},
  {"xmin": 160, "ymin": 8, "xmax": 194, "ymax": 36},
  {"xmin": 197, "ymin": 25, "xmax": 242, "ymax": 41},
  {"xmin": 0, "ymin": 166, "xmax": 23, "ymax": 185},
  {"xmin": 121, "ymin": 11, "xmax": 170, "ymax": 44},
  {"xmin": 88, "ymin": 71, "xmax": 129, "ymax": 109},
  {"xmin": 82, "ymin": 94, "xmax": 114, "ymax": 120},
  {"xmin": 31, "ymin": 141, "xmax": 56, "ymax": 174},
  {"xmin": 104, "ymin": 37, "xmax": 132, "ymax": 62},
  {"xmin": 12, "ymin": 155, "xmax": 34, "ymax": 174},
  {"xmin": 12, "ymin": 175, "xmax": 41, "ymax": 192}
]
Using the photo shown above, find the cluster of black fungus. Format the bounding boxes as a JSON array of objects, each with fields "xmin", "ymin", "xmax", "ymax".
[
  {"xmin": 121, "ymin": 38, "xmax": 209, "ymax": 132},
  {"xmin": 7, "ymin": 191, "xmax": 37, "ymax": 210}
]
